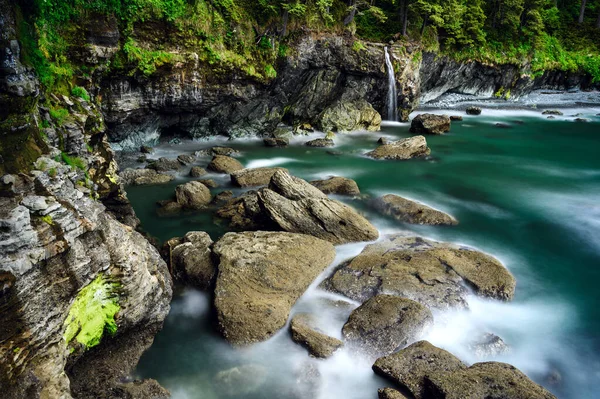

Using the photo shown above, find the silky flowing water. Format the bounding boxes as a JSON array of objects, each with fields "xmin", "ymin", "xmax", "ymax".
[{"xmin": 127, "ymin": 107, "xmax": 600, "ymax": 399}]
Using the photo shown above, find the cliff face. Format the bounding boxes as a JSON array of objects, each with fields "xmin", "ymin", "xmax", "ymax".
[
  {"xmin": 0, "ymin": 3, "xmax": 172, "ymax": 398},
  {"xmin": 101, "ymin": 32, "xmax": 422, "ymax": 149}
]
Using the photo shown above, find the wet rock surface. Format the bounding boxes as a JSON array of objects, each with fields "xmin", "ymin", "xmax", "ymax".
[
  {"xmin": 378, "ymin": 387, "xmax": 409, "ymax": 399},
  {"xmin": 325, "ymin": 235, "xmax": 516, "ymax": 308},
  {"xmin": 207, "ymin": 155, "xmax": 244, "ymax": 174},
  {"xmin": 342, "ymin": 295, "xmax": 433, "ymax": 357},
  {"xmin": 409, "ymin": 113, "xmax": 451, "ymax": 135},
  {"xmin": 213, "ymin": 364, "xmax": 268, "ymax": 397},
  {"xmin": 230, "ymin": 167, "xmax": 288, "ymax": 187},
  {"xmin": 120, "ymin": 168, "xmax": 174, "ymax": 185},
  {"xmin": 168, "ymin": 231, "xmax": 215, "ymax": 289},
  {"xmin": 290, "ymin": 313, "xmax": 343, "ymax": 358},
  {"xmin": 213, "ymin": 231, "xmax": 336, "ymax": 345},
  {"xmin": 373, "ymin": 194, "xmax": 458, "ymax": 225},
  {"xmin": 366, "ymin": 136, "xmax": 431, "ymax": 160},
  {"xmin": 466, "ymin": 106, "xmax": 482, "ymax": 115},
  {"xmin": 217, "ymin": 170, "xmax": 379, "ymax": 244},
  {"xmin": 310, "ymin": 176, "xmax": 360, "ymax": 196},
  {"xmin": 175, "ymin": 181, "xmax": 212, "ymax": 209},
  {"xmin": 306, "ymin": 138, "xmax": 335, "ymax": 147},
  {"xmin": 264, "ymin": 137, "xmax": 289, "ymax": 147}
]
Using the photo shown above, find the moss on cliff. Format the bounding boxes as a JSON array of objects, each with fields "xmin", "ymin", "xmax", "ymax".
[{"xmin": 63, "ymin": 275, "xmax": 121, "ymax": 351}]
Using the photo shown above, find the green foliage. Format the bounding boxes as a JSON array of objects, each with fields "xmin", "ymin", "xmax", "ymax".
[
  {"xmin": 123, "ymin": 38, "xmax": 180, "ymax": 76},
  {"xmin": 40, "ymin": 214, "xmax": 54, "ymax": 225},
  {"xmin": 71, "ymin": 86, "xmax": 90, "ymax": 102},
  {"xmin": 48, "ymin": 167, "xmax": 57, "ymax": 178},
  {"xmin": 61, "ymin": 152, "xmax": 86, "ymax": 171},
  {"xmin": 352, "ymin": 40, "xmax": 367, "ymax": 52},
  {"xmin": 63, "ymin": 275, "xmax": 120, "ymax": 351},
  {"xmin": 49, "ymin": 108, "xmax": 69, "ymax": 126},
  {"xmin": 264, "ymin": 64, "xmax": 277, "ymax": 79}
]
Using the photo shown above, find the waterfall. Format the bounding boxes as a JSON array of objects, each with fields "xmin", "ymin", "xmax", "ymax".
[{"xmin": 384, "ymin": 47, "xmax": 398, "ymax": 122}]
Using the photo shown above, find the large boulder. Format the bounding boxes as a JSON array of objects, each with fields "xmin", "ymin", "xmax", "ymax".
[
  {"xmin": 366, "ymin": 136, "xmax": 431, "ymax": 160},
  {"xmin": 324, "ymin": 235, "xmax": 516, "ymax": 309},
  {"xmin": 217, "ymin": 171, "xmax": 379, "ymax": 245},
  {"xmin": 168, "ymin": 231, "xmax": 215, "ymax": 289},
  {"xmin": 120, "ymin": 168, "xmax": 174, "ymax": 185},
  {"xmin": 305, "ymin": 138, "xmax": 334, "ymax": 148},
  {"xmin": 317, "ymin": 98, "xmax": 381, "ymax": 132},
  {"xmin": 290, "ymin": 313, "xmax": 343, "ymax": 358},
  {"xmin": 175, "ymin": 181, "xmax": 212, "ymax": 209},
  {"xmin": 424, "ymin": 362, "xmax": 557, "ymax": 399},
  {"xmin": 213, "ymin": 232, "xmax": 336, "ymax": 345},
  {"xmin": 189, "ymin": 166, "xmax": 206, "ymax": 177},
  {"xmin": 466, "ymin": 106, "xmax": 482, "ymax": 115},
  {"xmin": 342, "ymin": 295, "xmax": 433, "ymax": 357},
  {"xmin": 310, "ymin": 176, "xmax": 360, "ymax": 196},
  {"xmin": 230, "ymin": 167, "xmax": 288, "ymax": 187},
  {"xmin": 373, "ymin": 194, "xmax": 458, "ymax": 225},
  {"xmin": 409, "ymin": 114, "xmax": 451, "ymax": 135},
  {"xmin": 207, "ymin": 155, "xmax": 244, "ymax": 174},
  {"xmin": 197, "ymin": 146, "xmax": 240, "ymax": 157},
  {"xmin": 373, "ymin": 341, "xmax": 467, "ymax": 399}
]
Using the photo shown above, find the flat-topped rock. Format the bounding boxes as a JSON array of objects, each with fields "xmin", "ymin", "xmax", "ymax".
[
  {"xmin": 542, "ymin": 110, "xmax": 563, "ymax": 116},
  {"xmin": 231, "ymin": 167, "xmax": 288, "ymax": 187},
  {"xmin": 310, "ymin": 176, "xmax": 360, "ymax": 196},
  {"xmin": 373, "ymin": 194, "xmax": 458, "ymax": 225},
  {"xmin": 120, "ymin": 168, "xmax": 174, "ymax": 185},
  {"xmin": 213, "ymin": 232, "xmax": 336, "ymax": 345},
  {"xmin": 324, "ymin": 235, "xmax": 515, "ymax": 309},
  {"xmin": 207, "ymin": 155, "xmax": 244, "ymax": 174},
  {"xmin": 410, "ymin": 114, "xmax": 451, "ymax": 135},
  {"xmin": 147, "ymin": 157, "xmax": 182, "ymax": 172},
  {"xmin": 290, "ymin": 313, "xmax": 343, "ymax": 358},
  {"xmin": 197, "ymin": 146, "xmax": 240, "ymax": 157},
  {"xmin": 366, "ymin": 136, "xmax": 431, "ymax": 160},
  {"xmin": 466, "ymin": 106, "xmax": 482, "ymax": 115},
  {"xmin": 342, "ymin": 295, "xmax": 433, "ymax": 357},
  {"xmin": 305, "ymin": 138, "xmax": 335, "ymax": 147}
]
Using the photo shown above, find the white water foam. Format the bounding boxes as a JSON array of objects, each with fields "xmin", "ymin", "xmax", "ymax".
[{"xmin": 245, "ymin": 157, "xmax": 299, "ymax": 168}]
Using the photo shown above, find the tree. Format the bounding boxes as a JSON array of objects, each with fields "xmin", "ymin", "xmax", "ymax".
[{"xmin": 578, "ymin": 0, "xmax": 587, "ymax": 23}]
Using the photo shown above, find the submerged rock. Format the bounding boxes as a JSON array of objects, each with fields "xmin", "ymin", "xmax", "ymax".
[
  {"xmin": 198, "ymin": 179, "xmax": 219, "ymax": 188},
  {"xmin": 342, "ymin": 295, "xmax": 433, "ymax": 357},
  {"xmin": 324, "ymin": 235, "xmax": 516, "ymax": 308},
  {"xmin": 574, "ymin": 118, "xmax": 589, "ymax": 123},
  {"xmin": 217, "ymin": 170, "xmax": 379, "ymax": 245},
  {"xmin": 197, "ymin": 146, "xmax": 240, "ymax": 157},
  {"xmin": 175, "ymin": 181, "xmax": 212, "ymax": 209},
  {"xmin": 213, "ymin": 232, "xmax": 336, "ymax": 345},
  {"xmin": 366, "ymin": 136, "xmax": 431, "ymax": 160},
  {"xmin": 168, "ymin": 231, "xmax": 215, "ymax": 289},
  {"xmin": 264, "ymin": 137, "xmax": 289, "ymax": 147},
  {"xmin": 140, "ymin": 145, "xmax": 153, "ymax": 154},
  {"xmin": 211, "ymin": 190, "xmax": 234, "ymax": 206},
  {"xmin": 542, "ymin": 109, "xmax": 563, "ymax": 116},
  {"xmin": 466, "ymin": 106, "xmax": 482, "ymax": 115},
  {"xmin": 189, "ymin": 166, "xmax": 207, "ymax": 177},
  {"xmin": 207, "ymin": 155, "xmax": 244, "ymax": 174},
  {"xmin": 373, "ymin": 194, "xmax": 458, "ymax": 225},
  {"xmin": 468, "ymin": 333, "xmax": 510, "ymax": 358},
  {"xmin": 409, "ymin": 113, "xmax": 451, "ymax": 135},
  {"xmin": 290, "ymin": 313, "xmax": 343, "ymax": 358},
  {"xmin": 230, "ymin": 167, "xmax": 288, "ymax": 187},
  {"xmin": 305, "ymin": 138, "xmax": 335, "ymax": 147},
  {"xmin": 450, "ymin": 115, "xmax": 463, "ymax": 121},
  {"xmin": 310, "ymin": 176, "xmax": 360, "ymax": 196},
  {"xmin": 120, "ymin": 168, "xmax": 174, "ymax": 185},
  {"xmin": 177, "ymin": 154, "xmax": 196, "ymax": 165},
  {"xmin": 495, "ymin": 122, "xmax": 511, "ymax": 129},
  {"xmin": 214, "ymin": 364, "xmax": 268, "ymax": 397},
  {"xmin": 147, "ymin": 157, "xmax": 182, "ymax": 172}
]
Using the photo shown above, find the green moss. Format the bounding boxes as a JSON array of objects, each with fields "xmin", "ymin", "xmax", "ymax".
[
  {"xmin": 40, "ymin": 214, "xmax": 53, "ymax": 225},
  {"xmin": 49, "ymin": 108, "xmax": 69, "ymax": 126},
  {"xmin": 60, "ymin": 152, "xmax": 86, "ymax": 170},
  {"xmin": 63, "ymin": 275, "xmax": 120, "ymax": 350},
  {"xmin": 352, "ymin": 40, "xmax": 366, "ymax": 52},
  {"xmin": 48, "ymin": 167, "xmax": 57, "ymax": 177},
  {"xmin": 264, "ymin": 64, "xmax": 277, "ymax": 79},
  {"xmin": 71, "ymin": 86, "xmax": 90, "ymax": 102}
]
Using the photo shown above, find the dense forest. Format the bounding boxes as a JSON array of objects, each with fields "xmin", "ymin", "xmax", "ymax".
[{"xmin": 16, "ymin": 0, "xmax": 600, "ymax": 90}]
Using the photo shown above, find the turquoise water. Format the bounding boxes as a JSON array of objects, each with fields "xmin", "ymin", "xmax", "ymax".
[{"xmin": 129, "ymin": 108, "xmax": 600, "ymax": 399}]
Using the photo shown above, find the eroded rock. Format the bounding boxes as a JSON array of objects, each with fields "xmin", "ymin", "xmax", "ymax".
[
  {"xmin": 366, "ymin": 136, "xmax": 431, "ymax": 160},
  {"xmin": 342, "ymin": 295, "xmax": 432, "ymax": 357},
  {"xmin": 175, "ymin": 181, "xmax": 212, "ymax": 209},
  {"xmin": 305, "ymin": 138, "xmax": 334, "ymax": 147},
  {"xmin": 169, "ymin": 231, "xmax": 215, "ymax": 289},
  {"xmin": 373, "ymin": 194, "xmax": 457, "ymax": 225},
  {"xmin": 120, "ymin": 168, "xmax": 174, "ymax": 185},
  {"xmin": 410, "ymin": 114, "xmax": 451, "ymax": 135},
  {"xmin": 213, "ymin": 232, "xmax": 336, "ymax": 345},
  {"xmin": 325, "ymin": 235, "xmax": 515, "ymax": 309},
  {"xmin": 290, "ymin": 313, "xmax": 343, "ymax": 358},
  {"xmin": 230, "ymin": 167, "xmax": 288, "ymax": 187},
  {"xmin": 207, "ymin": 155, "xmax": 243, "ymax": 174},
  {"xmin": 310, "ymin": 176, "xmax": 360, "ymax": 196}
]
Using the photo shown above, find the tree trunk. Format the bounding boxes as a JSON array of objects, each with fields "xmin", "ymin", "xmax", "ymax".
[
  {"xmin": 420, "ymin": 16, "xmax": 428, "ymax": 35},
  {"xmin": 281, "ymin": 10, "xmax": 288, "ymax": 37},
  {"xmin": 596, "ymin": 10, "xmax": 600, "ymax": 28},
  {"xmin": 578, "ymin": 0, "xmax": 587, "ymax": 24},
  {"xmin": 344, "ymin": 0, "xmax": 357, "ymax": 25},
  {"xmin": 401, "ymin": 0, "xmax": 409, "ymax": 36}
]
